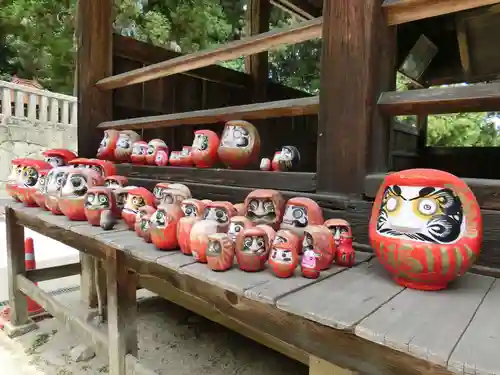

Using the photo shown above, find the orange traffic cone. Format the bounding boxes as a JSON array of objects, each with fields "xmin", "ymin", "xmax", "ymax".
[
  {"xmin": 0, "ymin": 237, "xmax": 44, "ymax": 329},
  {"xmin": 24, "ymin": 237, "xmax": 44, "ymax": 316}
]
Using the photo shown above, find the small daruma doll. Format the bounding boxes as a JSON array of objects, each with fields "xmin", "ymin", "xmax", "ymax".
[
  {"xmin": 44, "ymin": 166, "xmax": 72, "ymax": 214},
  {"xmin": 278, "ymin": 146, "xmax": 301, "ymax": 171},
  {"xmin": 244, "ymin": 189, "xmax": 285, "ymax": 230},
  {"xmin": 369, "ymin": 168, "xmax": 482, "ymax": 291},
  {"xmin": 150, "ymin": 204, "xmax": 184, "ymax": 251},
  {"xmin": 269, "ymin": 243, "xmax": 299, "ymax": 278},
  {"xmin": 281, "ymin": 197, "xmax": 324, "ymax": 238},
  {"xmin": 135, "ymin": 205, "xmax": 157, "ymax": 243},
  {"xmin": 177, "ymin": 216, "xmax": 202, "ymax": 255},
  {"xmin": 190, "ymin": 220, "xmax": 219, "ymax": 263},
  {"xmin": 218, "ymin": 120, "xmax": 261, "ymax": 169},
  {"xmin": 227, "ymin": 216, "xmax": 253, "ymax": 243},
  {"xmin": 191, "ymin": 130, "xmax": 220, "ymax": 168},
  {"xmin": 302, "ymin": 225, "xmax": 336, "ymax": 270},
  {"xmin": 122, "ymin": 187, "xmax": 156, "ymax": 229},
  {"xmin": 18, "ymin": 159, "xmax": 53, "ymax": 206},
  {"xmin": 146, "ymin": 139, "xmax": 168, "ymax": 165},
  {"xmin": 43, "ymin": 149, "xmax": 77, "ymax": 167},
  {"xmin": 273, "ymin": 229, "xmax": 301, "ymax": 255},
  {"xmin": 206, "ymin": 233, "xmax": 235, "ymax": 272},
  {"xmin": 59, "ymin": 169, "xmax": 104, "ymax": 221},
  {"xmin": 130, "ymin": 141, "xmax": 149, "ymax": 165},
  {"xmin": 97, "ymin": 129, "xmax": 120, "ymax": 161},
  {"xmin": 154, "ymin": 148, "xmax": 169, "ymax": 166},
  {"xmin": 33, "ymin": 169, "xmax": 50, "ymax": 209},
  {"xmin": 235, "ymin": 226, "xmax": 270, "ymax": 272},
  {"xmin": 6, "ymin": 158, "xmax": 28, "ymax": 202},
  {"xmin": 181, "ymin": 199, "xmax": 206, "ymax": 218},
  {"xmin": 325, "ymin": 218, "xmax": 355, "ymax": 267},
  {"xmin": 84, "ymin": 187, "xmax": 118, "ymax": 229},
  {"xmin": 203, "ymin": 201, "xmax": 234, "ymax": 232},
  {"xmin": 114, "ymin": 130, "xmax": 141, "ymax": 162}
]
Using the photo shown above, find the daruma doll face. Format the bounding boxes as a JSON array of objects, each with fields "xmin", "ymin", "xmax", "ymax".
[{"xmin": 369, "ymin": 168, "xmax": 482, "ymax": 291}]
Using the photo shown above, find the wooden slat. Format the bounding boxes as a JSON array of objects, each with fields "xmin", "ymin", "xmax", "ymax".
[
  {"xmin": 116, "ymin": 164, "xmax": 317, "ymax": 192},
  {"xmin": 96, "ymin": 17, "xmax": 323, "ymax": 90},
  {"xmin": 270, "ymin": 0, "xmax": 321, "ymax": 20},
  {"xmin": 378, "ymin": 82, "xmax": 500, "ymax": 115},
  {"xmin": 98, "ymin": 96, "xmax": 319, "ymax": 130},
  {"xmin": 383, "ymin": 0, "xmax": 500, "ymax": 26}
]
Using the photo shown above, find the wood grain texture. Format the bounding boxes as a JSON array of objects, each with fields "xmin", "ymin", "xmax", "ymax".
[
  {"xmin": 116, "ymin": 164, "xmax": 316, "ymax": 192},
  {"xmin": 99, "ymin": 96, "xmax": 319, "ymax": 130},
  {"xmin": 356, "ymin": 273, "xmax": 494, "ymax": 367},
  {"xmin": 317, "ymin": 0, "xmax": 395, "ymax": 194},
  {"xmin": 276, "ymin": 260, "xmax": 405, "ymax": 330},
  {"xmin": 447, "ymin": 279, "xmax": 500, "ymax": 375},
  {"xmin": 383, "ymin": 0, "xmax": 500, "ymax": 26},
  {"xmin": 270, "ymin": 0, "xmax": 321, "ymax": 20},
  {"xmin": 245, "ymin": 252, "xmax": 373, "ymax": 304},
  {"xmin": 309, "ymin": 356, "xmax": 358, "ymax": 375},
  {"xmin": 378, "ymin": 82, "xmax": 500, "ymax": 115},
  {"xmin": 97, "ymin": 17, "xmax": 322, "ymax": 90}
]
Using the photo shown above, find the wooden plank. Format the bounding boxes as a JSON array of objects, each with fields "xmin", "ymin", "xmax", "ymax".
[
  {"xmin": 355, "ymin": 273, "xmax": 494, "ymax": 368},
  {"xmin": 448, "ymin": 279, "xmax": 500, "ymax": 375},
  {"xmin": 276, "ymin": 260, "xmax": 404, "ymax": 331},
  {"xmin": 98, "ymin": 96, "xmax": 319, "ymax": 130},
  {"xmin": 116, "ymin": 164, "xmax": 317, "ymax": 192},
  {"xmin": 156, "ymin": 253, "xmax": 197, "ymax": 272},
  {"xmin": 77, "ymin": 0, "xmax": 112, "ymax": 158},
  {"xmin": 35, "ymin": 210, "xmax": 89, "ymax": 230},
  {"xmin": 316, "ymin": 0, "xmax": 396, "ymax": 194},
  {"xmin": 70, "ymin": 221, "xmax": 130, "ymax": 238},
  {"xmin": 364, "ymin": 172, "xmax": 500, "ymax": 210},
  {"xmin": 383, "ymin": 0, "xmax": 500, "ymax": 26},
  {"xmin": 106, "ymin": 249, "xmax": 138, "ymax": 375},
  {"xmin": 5, "ymin": 206, "xmax": 30, "ymax": 327},
  {"xmin": 16, "ymin": 274, "xmax": 109, "ymax": 354},
  {"xmin": 26, "ymin": 263, "xmax": 81, "ymax": 282},
  {"xmin": 96, "ymin": 17, "xmax": 323, "ymax": 90},
  {"xmin": 378, "ymin": 83, "xmax": 500, "ymax": 116},
  {"xmin": 245, "ymin": 252, "xmax": 373, "ymax": 304},
  {"xmin": 309, "ymin": 356, "xmax": 358, "ymax": 375},
  {"xmin": 269, "ymin": 0, "xmax": 321, "ymax": 20}
]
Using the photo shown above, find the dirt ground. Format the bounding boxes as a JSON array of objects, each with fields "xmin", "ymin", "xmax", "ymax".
[{"xmin": 0, "ymin": 292, "xmax": 308, "ymax": 375}]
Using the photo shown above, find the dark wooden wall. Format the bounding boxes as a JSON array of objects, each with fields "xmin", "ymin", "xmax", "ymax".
[
  {"xmin": 112, "ymin": 35, "xmax": 318, "ymax": 172},
  {"xmin": 390, "ymin": 121, "xmax": 419, "ymax": 171}
]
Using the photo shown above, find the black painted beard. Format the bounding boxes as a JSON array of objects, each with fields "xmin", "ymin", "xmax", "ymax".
[{"xmin": 246, "ymin": 211, "xmax": 276, "ymax": 223}]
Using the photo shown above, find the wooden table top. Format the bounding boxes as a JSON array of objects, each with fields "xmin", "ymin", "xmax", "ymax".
[{"xmin": 7, "ymin": 202, "xmax": 500, "ymax": 375}]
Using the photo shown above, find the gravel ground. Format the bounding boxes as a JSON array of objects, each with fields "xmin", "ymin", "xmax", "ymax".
[{"xmin": 1, "ymin": 294, "xmax": 308, "ymax": 375}]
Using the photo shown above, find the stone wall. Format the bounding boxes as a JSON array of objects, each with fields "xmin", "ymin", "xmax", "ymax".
[{"xmin": 0, "ymin": 114, "xmax": 77, "ymax": 197}]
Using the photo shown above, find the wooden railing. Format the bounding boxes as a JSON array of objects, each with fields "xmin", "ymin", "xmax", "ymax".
[{"xmin": 0, "ymin": 80, "xmax": 77, "ymax": 125}]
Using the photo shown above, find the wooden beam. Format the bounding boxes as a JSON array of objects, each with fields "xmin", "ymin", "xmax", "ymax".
[
  {"xmin": 98, "ymin": 96, "xmax": 319, "ymax": 130},
  {"xmin": 316, "ymin": 0, "xmax": 396, "ymax": 194},
  {"xmin": 26, "ymin": 263, "xmax": 81, "ymax": 283},
  {"xmin": 96, "ymin": 17, "xmax": 323, "ymax": 90},
  {"xmin": 270, "ymin": 0, "xmax": 321, "ymax": 20},
  {"xmin": 383, "ymin": 0, "xmax": 500, "ymax": 26},
  {"xmin": 456, "ymin": 15, "xmax": 472, "ymax": 78},
  {"xmin": 378, "ymin": 82, "xmax": 500, "ymax": 115}
]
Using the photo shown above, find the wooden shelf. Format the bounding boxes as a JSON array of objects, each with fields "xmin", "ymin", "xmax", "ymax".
[
  {"xmin": 99, "ymin": 96, "xmax": 319, "ymax": 130},
  {"xmin": 377, "ymin": 82, "xmax": 500, "ymax": 115},
  {"xmin": 96, "ymin": 17, "xmax": 323, "ymax": 90},
  {"xmin": 116, "ymin": 164, "xmax": 317, "ymax": 192},
  {"xmin": 383, "ymin": 0, "xmax": 500, "ymax": 26}
]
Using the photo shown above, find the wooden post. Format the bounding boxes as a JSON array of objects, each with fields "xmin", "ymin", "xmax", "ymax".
[
  {"xmin": 245, "ymin": 0, "xmax": 271, "ymax": 102},
  {"xmin": 4, "ymin": 207, "xmax": 37, "ymax": 337},
  {"xmin": 316, "ymin": 0, "xmax": 396, "ymax": 195},
  {"xmin": 107, "ymin": 250, "xmax": 138, "ymax": 375},
  {"xmin": 77, "ymin": 0, "xmax": 113, "ymax": 310}
]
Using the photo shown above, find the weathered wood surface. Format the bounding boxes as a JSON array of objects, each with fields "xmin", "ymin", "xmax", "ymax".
[
  {"xmin": 116, "ymin": 164, "xmax": 316, "ymax": 192},
  {"xmin": 378, "ymin": 82, "xmax": 500, "ymax": 116},
  {"xmin": 9, "ymin": 205, "xmax": 500, "ymax": 375},
  {"xmin": 383, "ymin": 0, "xmax": 500, "ymax": 26},
  {"xmin": 97, "ymin": 17, "xmax": 322, "ymax": 90}
]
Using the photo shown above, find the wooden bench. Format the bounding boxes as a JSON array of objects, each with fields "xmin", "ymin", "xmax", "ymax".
[{"xmin": 5, "ymin": 202, "xmax": 500, "ymax": 375}]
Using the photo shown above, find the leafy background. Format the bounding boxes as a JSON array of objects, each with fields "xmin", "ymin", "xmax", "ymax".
[{"xmin": 1, "ymin": 0, "xmax": 499, "ymax": 146}]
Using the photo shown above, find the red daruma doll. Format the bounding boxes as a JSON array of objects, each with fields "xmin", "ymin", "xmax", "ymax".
[
  {"xmin": 43, "ymin": 148, "xmax": 77, "ymax": 167},
  {"xmin": 135, "ymin": 205, "xmax": 157, "ymax": 243},
  {"xmin": 177, "ymin": 216, "xmax": 202, "ymax": 255},
  {"xmin": 122, "ymin": 187, "xmax": 156, "ymax": 230},
  {"xmin": 190, "ymin": 220, "xmax": 219, "ymax": 263},
  {"xmin": 280, "ymin": 197, "xmax": 324, "ymax": 238},
  {"xmin": 269, "ymin": 243, "xmax": 299, "ymax": 278},
  {"xmin": 217, "ymin": 120, "xmax": 261, "ymax": 169},
  {"xmin": 236, "ymin": 226, "xmax": 270, "ymax": 272},
  {"xmin": 97, "ymin": 129, "xmax": 119, "ymax": 161},
  {"xmin": 206, "ymin": 233, "xmax": 235, "ymax": 272},
  {"xmin": 146, "ymin": 139, "xmax": 167, "ymax": 165},
  {"xmin": 84, "ymin": 187, "xmax": 119, "ymax": 230},
  {"xmin": 191, "ymin": 130, "xmax": 220, "ymax": 168},
  {"xmin": 150, "ymin": 204, "xmax": 184, "ymax": 251},
  {"xmin": 130, "ymin": 141, "xmax": 149, "ymax": 165},
  {"xmin": 325, "ymin": 218, "xmax": 355, "ymax": 267},
  {"xmin": 369, "ymin": 168, "xmax": 482, "ymax": 291}
]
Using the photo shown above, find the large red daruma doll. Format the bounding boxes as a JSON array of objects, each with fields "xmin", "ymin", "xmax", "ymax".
[
  {"xmin": 369, "ymin": 168, "xmax": 482, "ymax": 291},
  {"xmin": 17, "ymin": 159, "xmax": 53, "ymax": 207},
  {"xmin": 217, "ymin": 120, "xmax": 261, "ymax": 169},
  {"xmin": 97, "ymin": 129, "xmax": 120, "ymax": 161}
]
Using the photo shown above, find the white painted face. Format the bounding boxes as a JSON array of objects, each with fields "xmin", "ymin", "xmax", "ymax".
[
  {"xmin": 147, "ymin": 139, "xmax": 167, "ymax": 156},
  {"xmin": 60, "ymin": 172, "xmax": 89, "ymax": 197},
  {"xmin": 227, "ymin": 221, "xmax": 244, "ymax": 242},
  {"xmin": 154, "ymin": 150, "xmax": 168, "ymax": 166},
  {"xmin": 45, "ymin": 156, "xmax": 65, "ymax": 168},
  {"xmin": 132, "ymin": 143, "xmax": 148, "ymax": 157},
  {"xmin": 282, "ymin": 204, "xmax": 308, "ymax": 229},
  {"xmin": 46, "ymin": 168, "xmax": 71, "ymax": 195},
  {"xmin": 220, "ymin": 125, "xmax": 250, "ymax": 148},
  {"xmin": 270, "ymin": 247, "xmax": 293, "ymax": 264},
  {"xmin": 34, "ymin": 173, "xmax": 47, "ymax": 192},
  {"xmin": 169, "ymin": 152, "xmax": 181, "ymax": 161},
  {"xmin": 376, "ymin": 185, "xmax": 465, "ymax": 244},
  {"xmin": 8, "ymin": 165, "xmax": 22, "ymax": 183},
  {"xmin": 192, "ymin": 134, "xmax": 208, "ymax": 151},
  {"xmin": 242, "ymin": 236, "xmax": 266, "ymax": 255}
]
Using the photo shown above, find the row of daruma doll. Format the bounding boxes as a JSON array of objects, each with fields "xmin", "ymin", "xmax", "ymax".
[
  {"xmin": 97, "ymin": 121, "xmax": 300, "ymax": 171},
  {"xmin": 118, "ymin": 186, "xmax": 355, "ymax": 279}
]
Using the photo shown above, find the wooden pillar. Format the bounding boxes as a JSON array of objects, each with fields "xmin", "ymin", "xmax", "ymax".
[
  {"xmin": 77, "ymin": 0, "xmax": 113, "ymax": 310},
  {"xmin": 316, "ymin": 0, "xmax": 396, "ymax": 195},
  {"xmin": 107, "ymin": 250, "xmax": 138, "ymax": 375},
  {"xmin": 245, "ymin": 0, "xmax": 270, "ymax": 102}
]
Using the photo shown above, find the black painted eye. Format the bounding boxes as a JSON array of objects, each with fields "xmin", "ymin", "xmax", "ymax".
[
  {"xmin": 215, "ymin": 208, "xmax": 228, "ymax": 222},
  {"xmin": 234, "ymin": 224, "xmax": 242, "ymax": 232},
  {"xmin": 249, "ymin": 199, "xmax": 259, "ymax": 210},
  {"xmin": 86, "ymin": 193, "xmax": 95, "ymax": 203},
  {"xmin": 98, "ymin": 194, "xmax": 109, "ymax": 205},
  {"xmin": 244, "ymin": 237, "xmax": 252, "ymax": 247},
  {"xmin": 200, "ymin": 137, "xmax": 208, "ymax": 151},
  {"xmin": 256, "ymin": 237, "xmax": 265, "ymax": 248},
  {"xmin": 292, "ymin": 207, "xmax": 304, "ymax": 219},
  {"xmin": 263, "ymin": 200, "xmax": 274, "ymax": 212}
]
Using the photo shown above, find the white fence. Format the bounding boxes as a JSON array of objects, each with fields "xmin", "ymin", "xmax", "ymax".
[{"xmin": 0, "ymin": 80, "xmax": 77, "ymax": 125}]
